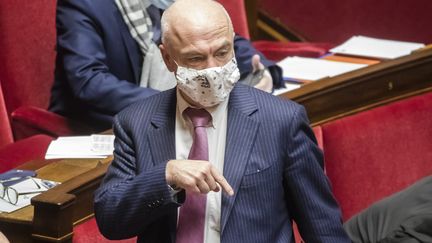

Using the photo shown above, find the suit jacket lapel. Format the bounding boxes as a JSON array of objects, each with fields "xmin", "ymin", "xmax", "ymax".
[
  {"xmin": 147, "ymin": 89, "xmax": 177, "ymax": 167},
  {"xmin": 113, "ymin": 7, "xmax": 142, "ymax": 83},
  {"xmin": 221, "ymin": 85, "xmax": 260, "ymax": 234}
]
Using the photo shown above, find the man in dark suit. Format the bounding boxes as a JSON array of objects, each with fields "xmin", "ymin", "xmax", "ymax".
[
  {"xmin": 94, "ymin": 0, "xmax": 349, "ymax": 242},
  {"xmin": 344, "ymin": 175, "xmax": 432, "ymax": 243},
  {"xmin": 49, "ymin": 0, "xmax": 282, "ymax": 131}
]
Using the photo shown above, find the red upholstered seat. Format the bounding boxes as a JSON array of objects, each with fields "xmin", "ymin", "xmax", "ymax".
[
  {"xmin": 0, "ymin": 83, "xmax": 13, "ymax": 149},
  {"xmin": 0, "ymin": 82, "xmax": 53, "ymax": 172},
  {"xmin": 217, "ymin": 0, "xmax": 332, "ymax": 61},
  {"xmin": 259, "ymin": 0, "xmax": 432, "ymax": 44},
  {"xmin": 216, "ymin": 0, "xmax": 249, "ymax": 39},
  {"xmin": 0, "ymin": 135, "xmax": 53, "ymax": 172},
  {"xmin": 73, "ymin": 218, "xmax": 136, "ymax": 243},
  {"xmin": 0, "ymin": 0, "xmax": 91, "ymax": 141},
  {"xmin": 322, "ymin": 91, "xmax": 432, "ymax": 221}
]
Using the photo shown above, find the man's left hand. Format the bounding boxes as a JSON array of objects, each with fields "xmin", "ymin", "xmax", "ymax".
[{"xmin": 251, "ymin": 54, "xmax": 273, "ymax": 93}]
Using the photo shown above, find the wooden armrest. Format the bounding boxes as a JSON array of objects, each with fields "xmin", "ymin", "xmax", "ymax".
[{"xmin": 31, "ymin": 162, "xmax": 110, "ymax": 242}]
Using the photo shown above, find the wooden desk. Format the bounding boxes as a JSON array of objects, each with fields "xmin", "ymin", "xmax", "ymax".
[
  {"xmin": 279, "ymin": 48, "xmax": 432, "ymax": 125},
  {"xmin": 0, "ymin": 157, "xmax": 111, "ymax": 242}
]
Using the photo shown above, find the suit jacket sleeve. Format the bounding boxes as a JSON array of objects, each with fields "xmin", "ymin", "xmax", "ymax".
[
  {"xmin": 283, "ymin": 106, "xmax": 349, "ymax": 242},
  {"xmin": 56, "ymin": 0, "xmax": 158, "ymax": 115},
  {"xmin": 94, "ymin": 115, "xmax": 181, "ymax": 240},
  {"xmin": 233, "ymin": 35, "xmax": 283, "ymax": 88}
]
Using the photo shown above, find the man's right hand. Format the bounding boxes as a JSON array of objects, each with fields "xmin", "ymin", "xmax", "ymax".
[{"xmin": 166, "ymin": 160, "xmax": 234, "ymax": 196}]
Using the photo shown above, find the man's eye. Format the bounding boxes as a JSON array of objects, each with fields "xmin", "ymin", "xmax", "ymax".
[
  {"xmin": 188, "ymin": 57, "xmax": 203, "ymax": 62},
  {"xmin": 216, "ymin": 51, "xmax": 228, "ymax": 58}
]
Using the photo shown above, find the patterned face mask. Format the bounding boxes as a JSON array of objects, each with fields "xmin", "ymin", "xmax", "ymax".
[{"xmin": 175, "ymin": 57, "xmax": 240, "ymax": 107}]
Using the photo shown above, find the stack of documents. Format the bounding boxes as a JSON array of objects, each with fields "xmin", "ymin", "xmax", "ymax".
[
  {"xmin": 330, "ymin": 35, "xmax": 425, "ymax": 59},
  {"xmin": 45, "ymin": 135, "xmax": 115, "ymax": 159},
  {"xmin": 0, "ymin": 177, "xmax": 59, "ymax": 213},
  {"xmin": 277, "ymin": 56, "xmax": 367, "ymax": 81}
]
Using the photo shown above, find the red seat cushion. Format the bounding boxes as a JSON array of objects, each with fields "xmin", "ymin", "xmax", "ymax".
[
  {"xmin": 73, "ymin": 218, "xmax": 136, "ymax": 243},
  {"xmin": 322, "ymin": 92, "xmax": 432, "ymax": 220},
  {"xmin": 0, "ymin": 134, "xmax": 53, "ymax": 172},
  {"xmin": 0, "ymin": 1, "xmax": 56, "ymax": 114}
]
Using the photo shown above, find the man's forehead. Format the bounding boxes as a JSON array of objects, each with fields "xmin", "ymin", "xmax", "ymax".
[
  {"xmin": 170, "ymin": 21, "xmax": 232, "ymax": 48},
  {"xmin": 179, "ymin": 39, "xmax": 232, "ymax": 55}
]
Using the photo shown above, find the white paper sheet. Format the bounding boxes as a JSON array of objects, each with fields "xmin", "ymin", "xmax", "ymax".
[
  {"xmin": 0, "ymin": 178, "xmax": 59, "ymax": 213},
  {"xmin": 45, "ymin": 135, "xmax": 114, "ymax": 159},
  {"xmin": 273, "ymin": 82, "xmax": 301, "ymax": 96},
  {"xmin": 330, "ymin": 35, "xmax": 425, "ymax": 59},
  {"xmin": 277, "ymin": 56, "xmax": 367, "ymax": 81}
]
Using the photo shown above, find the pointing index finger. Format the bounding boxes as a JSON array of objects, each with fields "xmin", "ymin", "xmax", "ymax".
[{"xmin": 211, "ymin": 167, "xmax": 234, "ymax": 196}]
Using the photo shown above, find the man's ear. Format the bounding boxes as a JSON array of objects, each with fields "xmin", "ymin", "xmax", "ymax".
[{"xmin": 159, "ymin": 44, "xmax": 176, "ymax": 72}]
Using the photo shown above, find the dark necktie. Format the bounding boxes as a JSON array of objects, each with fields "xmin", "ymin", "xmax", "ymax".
[{"xmin": 176, "ymin": 107, "xmax": 212, "ymax": 243}]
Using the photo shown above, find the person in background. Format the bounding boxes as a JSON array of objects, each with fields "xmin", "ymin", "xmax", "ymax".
[
  {"xmin": 49, "ymin": 0, "xmax": 282, "ymax": 131},
  {"xmin": 344, "ymin": 175, "xmax": 432, "ymax": 243},
  {"xmin": 94, "ymin": 0, "xmax": 349, "ymax": 242}
]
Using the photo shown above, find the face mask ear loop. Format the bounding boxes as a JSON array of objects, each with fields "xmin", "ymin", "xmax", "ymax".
[{"xmin": 172, "ymin": 59, "xmax": 181, "ymax": 76}]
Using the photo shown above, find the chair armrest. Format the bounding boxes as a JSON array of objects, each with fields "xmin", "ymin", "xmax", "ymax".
[
  {"xmin": 11, "ymin": 106, "xmax": 95, "ymax": 140},
  {"xmin": 253, "ymin": 41, "xmax": 334, "ymax": 61},
  {"xmin": 31, "ymin": 161, "xmax": 110, "ymax": 242}
]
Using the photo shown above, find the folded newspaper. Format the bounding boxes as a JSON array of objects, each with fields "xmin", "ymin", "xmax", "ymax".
[{"xmin": 45, "ymin": 135, "xmax": 115, "ymax": 159}]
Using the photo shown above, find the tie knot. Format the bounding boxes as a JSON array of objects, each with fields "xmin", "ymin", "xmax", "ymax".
[{"xmin": 184, "ymin": 108, "xmax": 212, "ymax": 128}]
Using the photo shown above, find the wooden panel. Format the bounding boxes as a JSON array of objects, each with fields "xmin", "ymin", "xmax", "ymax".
[
  {"xmin": 279, "ymin": 48, "xmax": 432, "ymax": 125},
  {"xmin": 31, "ymin": 161, "xmax": 110, "ymax": 242},
  {"xmin": 0, "ymin": 157, "xmax": 110, "ymax": 242}
]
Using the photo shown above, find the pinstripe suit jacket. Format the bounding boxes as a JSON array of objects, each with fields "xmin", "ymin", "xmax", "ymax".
[{"xmin": 94, "ymin": 84, "xmax": 350, "ymax": 243}]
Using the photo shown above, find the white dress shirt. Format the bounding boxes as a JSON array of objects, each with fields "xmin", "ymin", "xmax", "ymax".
[{"xmin": 175, "ymin": 88, "xmax": 229, "ymax": 243}]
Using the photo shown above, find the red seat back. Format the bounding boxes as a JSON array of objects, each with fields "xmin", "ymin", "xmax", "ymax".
[
  {"xmin": 322, "ymin": 92, "xmax": 432, "ymax": 220},
  {"xmin": 217, "ymin": 0, "xmax": 250, "ymax": 39},
  {"xmin": 0, "ymin": 0, "xmax": 56, "ymax": 116},
  {"xmin": 217, "ymin": 0, "xmax": 332, "ymax": 63},
  {"xmin": 259, "ymin": 0, "xmax": 432, "ymax": 44},
  {"xmin": 0, "ymin": 82, "xmax": 14, "ymax": 148}
]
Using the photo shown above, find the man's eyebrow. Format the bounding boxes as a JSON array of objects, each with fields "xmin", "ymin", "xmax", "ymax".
[
  {"xmin": 183, "ymin": 51, "xmax": 204, "ymax": 57},
  {"xmin": 181, "ymin": 40, "xmax": 232, "ymax": 56},
  {"xmin": 216, "ymin": 41, "xmax": 231, "ymax": 51}
]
